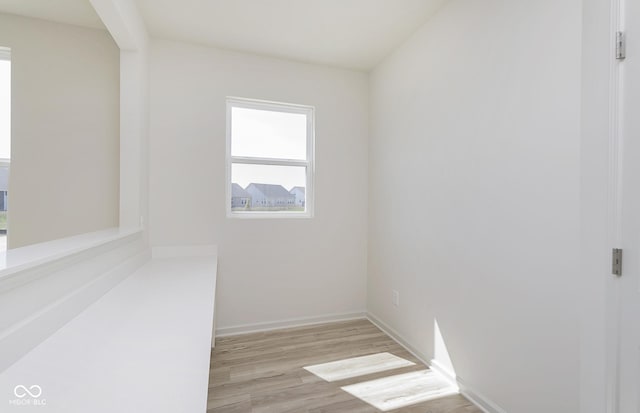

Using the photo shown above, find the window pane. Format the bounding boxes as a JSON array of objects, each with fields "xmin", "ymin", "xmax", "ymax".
[
  {"xmin": 231, "ymin": 163, "xmax": 306, "ymax": 212},
  {"xmin": 231, "ymin": 107, "xmax": 307, "ymax": 160},
  {"xmin": 0, "ymin": 59, "xmax": 10, "ymax": 159}
]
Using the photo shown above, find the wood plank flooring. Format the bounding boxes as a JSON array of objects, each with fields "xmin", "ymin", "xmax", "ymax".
[{"xmin": 208, "ymin": 319, "xmax": 482, "ymax": 413}]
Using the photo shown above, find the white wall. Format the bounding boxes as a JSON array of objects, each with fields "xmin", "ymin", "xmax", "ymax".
[
  {"xmin": 368, "ymin": 1, "xmax": 582, "ymax": 412},
  {"xmin": 90, "ymin": 0, "xmax": 151, "ymax": 235},
  {"xmin": 579, "ymin": 0, "xmax": 612, "ymax": 411},
  {"xmin": 0, "ymin": 13, "xmax": 120, "ymax": 248},
  {"xmin": 149, "ymin": 40, "xmax": 368, "ymax": 330}
]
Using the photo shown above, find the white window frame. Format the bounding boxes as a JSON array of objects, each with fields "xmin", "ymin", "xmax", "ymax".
[
  {"xmin": 226, "ymin": 97, "xmax": 315, "ymax": 219},
  {"xmin": 0, "ymin": 47, "xmax": 10, "ymax": 61}
]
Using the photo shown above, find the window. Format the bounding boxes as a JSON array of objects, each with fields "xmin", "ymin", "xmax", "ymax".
[
  {"xmin": 0, "ymin": 47, "xmax": 10, "ymax": 250},
  {"xmin": 226, "ymin": 97, "xmax": 314, "ymax": 217}
]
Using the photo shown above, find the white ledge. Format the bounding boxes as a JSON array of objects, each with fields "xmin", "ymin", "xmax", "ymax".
[
  {"xmin": 0, "ymin": 227, "xmax": 142, "ymax": 282},
  {"xmin": 0, "ymin": 255, "xmax": 217, "ymax": 412}
]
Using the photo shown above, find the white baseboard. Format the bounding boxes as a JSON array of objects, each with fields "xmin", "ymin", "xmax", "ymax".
[
  {"xmin": 429, "ymin": 358, "xmax": 458, "ymax": 386},
  {"xmin": 457, "ymin": 377, "xmax": 509, "ymax": 413},
  {"xmin": 216, "ymin": 311, "xmax": 367, "ymax": 337},
  {"xmin": 366, "ymin": 312, "xmax": 507, "ymax": 413},
  {"xmin": 366, "ymin": 312, "xmax": 431, "ymax": 364},
  {"xmin": 152, "ymin": 245, "xmax": 217, "ymax": 259}
]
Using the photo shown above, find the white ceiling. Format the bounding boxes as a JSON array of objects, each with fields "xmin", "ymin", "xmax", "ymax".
[
  {"xmin": 135, "ymin": 0, "xmax": 445, "ymax": 70},
  {"xmin": 0, "ymin": 0, "xmax": 104, "ymax": 29},
  {"xmin": 0, "ymin": 0, "xmax": 445, "ymax": 71}
]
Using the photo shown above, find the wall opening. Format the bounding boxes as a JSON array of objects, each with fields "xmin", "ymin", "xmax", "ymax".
[{"xmin": 0, "ymin": 47, "xmax": 11, "ymax": 251}]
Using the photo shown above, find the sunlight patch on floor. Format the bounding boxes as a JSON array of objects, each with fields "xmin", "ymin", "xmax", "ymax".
[
  {"xmin": 341, "ymin": 369, "xmax": 458, "ymax": 411},
  {"xmin": 303, "ymin": 352, "xmax": 415, "ymax": 382}
]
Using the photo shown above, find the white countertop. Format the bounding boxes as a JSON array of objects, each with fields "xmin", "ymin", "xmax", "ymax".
[{"xmin": 0, "ymin": 255, "xmax": 217, "ymax": 413}]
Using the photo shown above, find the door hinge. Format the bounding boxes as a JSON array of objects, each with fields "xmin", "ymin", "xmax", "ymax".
[
  {"xmin": 612, "ymin": 248, "xmax": 623, "ymax": 276},
  {"xmin": 616, "ymin": 31, "xmax": 626, "ymax": 60}
]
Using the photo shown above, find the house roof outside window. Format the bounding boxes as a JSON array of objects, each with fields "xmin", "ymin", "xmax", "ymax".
[{"xmin": 231, "ymin": 183, "xmax": 251, "ymax": 198}]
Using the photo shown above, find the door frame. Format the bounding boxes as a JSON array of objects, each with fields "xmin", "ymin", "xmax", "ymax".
[
  {"xmin": 605, "ymin": 0, "xmax": 624, "ymax": 411},
  {"xmin": 581, "ymin": 0, "xmax": 625, "ymax": 412}
]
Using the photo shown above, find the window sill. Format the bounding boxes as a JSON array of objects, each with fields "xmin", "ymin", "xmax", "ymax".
[{"xmin": 227, "ymin": 211, "xmax": 313, "ymax": 219}]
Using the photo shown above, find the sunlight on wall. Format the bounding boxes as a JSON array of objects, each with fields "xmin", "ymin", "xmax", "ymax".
[{"xmin": 433, "ymin": 318, "xmax": 458, "ymax": 381}]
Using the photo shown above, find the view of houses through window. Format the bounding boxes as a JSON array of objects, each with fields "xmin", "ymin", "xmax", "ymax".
[
  {"xmin": 0, "ymin": 47, "xmax": 10, "ymax": 250},
  {"xmin": 227, "ymin": 98, "xmax": 313, "ymax": 215},
  {"xmin": 231, "ymin": 182, "xmax": 305, "ymax": 212}
]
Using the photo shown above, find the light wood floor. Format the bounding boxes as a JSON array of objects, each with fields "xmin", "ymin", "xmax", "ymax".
[{"xmin": 208, "ymin": 319, "xmax": 483, "ymax": 413}]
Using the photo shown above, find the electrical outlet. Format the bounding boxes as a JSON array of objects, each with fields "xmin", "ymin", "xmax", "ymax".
[{"xmin": 392, "ymin": 290, "xmax": 400, "ymax": 308}]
